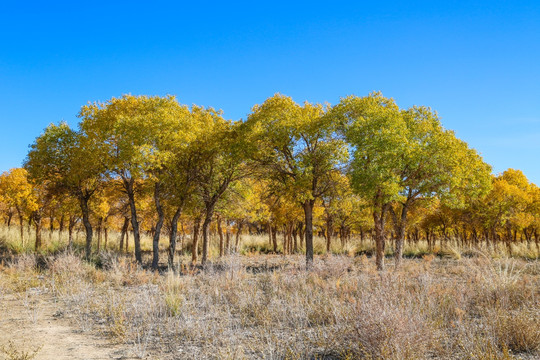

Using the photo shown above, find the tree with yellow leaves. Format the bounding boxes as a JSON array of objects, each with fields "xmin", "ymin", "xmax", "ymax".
[
  {"xmin": 79, "ymin": 95, "xmax": 189, "ymax": 264},
  {"xmin": 247, "ymin": 94, "xmax": 347, "ymax": 266},
  {"xmin": 0, "ymin": 168, "xmax": 38, "ymax": 244}
]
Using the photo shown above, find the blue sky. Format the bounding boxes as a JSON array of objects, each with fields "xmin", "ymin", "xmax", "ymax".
[{"xmin": 1, "ymin": 1, "xmax": 539, "ymax": 184}]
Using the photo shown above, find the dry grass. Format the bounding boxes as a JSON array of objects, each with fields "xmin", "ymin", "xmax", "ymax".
[
  {"xmin": 0, "ymin": 340, "xmax": 42, "ymax": 360},
  {"xmin": 1, "ymin": 246, "xmax": 539, "ymax": 360}
]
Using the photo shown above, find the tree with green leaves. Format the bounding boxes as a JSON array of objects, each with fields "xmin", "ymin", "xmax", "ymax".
[
  {"xmin": 247, "ymin": 94, "xmax": 348, "ymax": 267},
  {"xmin": 79, "ymin": 95, "xmax": 188, "ymax": 265},
  {"xmin": 25, "ymin": 122, "xmax": 104, "ymax": 258},
  {"xmin": 195, "ymin": 114, "xmax": 251, "ymax": 266},
  {"xmin": 331, "ymin": 92, "xmax": 491, "ymax": 270}
]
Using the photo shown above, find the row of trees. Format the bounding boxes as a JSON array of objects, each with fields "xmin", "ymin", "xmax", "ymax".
[{"xmin": 0, "ymin": 93, "xmax": 538, "ymax": 270}]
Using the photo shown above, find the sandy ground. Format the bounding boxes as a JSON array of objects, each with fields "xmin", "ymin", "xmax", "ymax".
[{"xmin": 0, "ymin": 290, "xmax": 136, "ymax": 360}]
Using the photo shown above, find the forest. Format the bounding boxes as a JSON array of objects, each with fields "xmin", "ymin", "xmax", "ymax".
[
  {"xmin": 0, "ymin": 92, "xmax": 539, "ymax": 359},
  {"xmin": 1, "ymin": 92, "xmax": 538, "ymax": 268}
]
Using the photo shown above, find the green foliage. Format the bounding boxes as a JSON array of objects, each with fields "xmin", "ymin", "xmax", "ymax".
[
  {"xmin": 332, "ymin": 92, "xmax": 492, "ymax": 208},
  {"xmin": 0, "ymin": 91, "xmax": 535, "ymax": 269},
  {"xmin": 247, "ymin": 93, "xmax": 348, "ymax": 203}
]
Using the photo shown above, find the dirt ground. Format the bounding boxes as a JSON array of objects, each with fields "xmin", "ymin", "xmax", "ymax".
[{"xmin": 0, "ymin": 291, "xmax": 136, "ymax": 360}]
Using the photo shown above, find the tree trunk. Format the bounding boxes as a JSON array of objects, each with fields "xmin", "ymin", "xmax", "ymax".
[
  {"xmin": 303, "ymin": 199, "xmax": 315, "ymax": 268},
  {"xmin": 201, "ymin": 206, "xmax": 215, "ymax": 266},
  {"xmin": 16, "ymin": 207, "xmax": 24, "ymax": 243},
  {"xmin": 225, "ymin": 220, "xmax": 231, "ymax": 254},
  {"xmin": 49, "ymin": 214, "xmax": 54, "ymax": 240},
  {"xmin": 192, "ymin": 217, "xmax": 201, "ymax": 264},
  {"xmin": 6, "ymin": 212, "xmax": 13, "ymax": 228},
  {"xmin": 104, "ymin": 221, "xmax": 109, "ymax": 250},
  {"xmin": 271, "ymin": 226, "xmax": 278, "ymax": 253},
  {"xmin": 217, "ymin": 216, "xmax": 224, "ymax": 257},
  {"xmin": 286, "ymin": 224, "xmax": 293, "ymax": 254},
  {"xmin": 235, "ymin": 221, "xmax": 243, "ymax": 252},
  {"xmin": 393, "ymin": 203, "xmax": 410, "ymax": 270},
  {"xmin": 119, "ymin": 217, "xmax": 129, "ymax": 252},
  {"xmin": 68, "ymin": 216, "xmax": 76, "ymax": 251},
  {"xmin": 124, "ymin": 177, "xmax": 142, "ymax": 264},
  {"xmin": 168, "ymin": 207, "xmax": 182, "ymax": 269},
  {"xmin": 282, "ymin": 226, "xmax": 288, "ymax": 255},
  {"xmin": 152, "ymin": 183, "xmax": 165, "ymax": 270},
  {"xmin": 292, "ymin": 226, "xmax": 298, "ymax": 253},
  {"xmin": 267, "ymin": 223, "xmax": 272, "ymax": 247},
  {"xmin": 505, "ymin": 224, "xmax": 513, "ymax": 256},
  {"xmin": 298, "ymin": 222, "xmax": 305, "ymax": 248},
  {"xmin": 125, "ymin": 230, "xmax": 130, "ymax": 252},
  {"xmin": 34, "ymin": 212, "xmax": 42, "ymax": 251},
  {"xmin": 373, "ymin": 204, "xmax": 388, "ymax": 271},
  {"xmin": 78, "ymin": 194, "xmax": 93, "ymax": 260},
  {"xmin": 59, "ymin": 214, "xmax": 65, "ymax": 233},
  {"xmin": 97, "ymin": 217, "xmax": 102, "ymax": 252},
  {"xmin": 326, "ymin": 216, "xmax": 333, "ymax": 253}
]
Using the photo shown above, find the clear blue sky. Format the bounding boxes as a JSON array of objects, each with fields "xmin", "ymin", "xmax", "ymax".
[{"xmin": 1, "ymin": 1, "xmax": 539, "ymax": 184}]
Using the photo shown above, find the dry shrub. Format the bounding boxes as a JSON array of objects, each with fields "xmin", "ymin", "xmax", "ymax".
[
  {"xmin": 328, "ymin": 277, "xmax": 435, "ymax": 359},
  {"xmin": 0, "ymin": 340, "xmax": 42, "ymax": 360},
  {"xmin": 2, "ymin": 251, "xmax": 538, "ymax": 359},
  {"xmin": 490, "ymin": 309, "xmax": 540, "ymax": 353},
  {"xmin": 2, "ymin": 255, "xmax": 42, "ymax": 293}
]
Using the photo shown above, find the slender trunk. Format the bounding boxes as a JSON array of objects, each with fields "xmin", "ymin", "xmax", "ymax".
[
  {"xmin": 79, "ymin": 194, "xmax": 93, "ymax": 260},
  {"xmin": 282, "ymin": 226, "xmax": 287, "ymax": 255},
  {"xmin": 58, "ymin": 214, "xmax": 65, "ymax": 242},
  {"xmin": 152, "ymin": 183, "xmax": 165, "ymax": 270},
  {"xmin": 168, "ymin": 207, "xmax": 182, "ymax": 269},
  {"xmin": 217, "ymin": 216, "xmax": 224, "ymax": 257},
  {"xmin": 125, "ymin": 230, "xmax": 130, "ymax": 253},
  {"xmin": 103, "ymin": 216, "xmax": 109, "ymax": 250},
  {"xmin": 59, "ymin": 214, "xmax": 65, "ymax": 233},
  {"xmin": 505, "ymin": 224, "xmax": 513, "ymax": 256},
  {"xmin": 68, "ymin": 216, "xmax": 76, "ymax": 251},
  {"xmin": 271, "ymin": 226, "xmax": 278, "ymax": 253},
  {"xmin": 123, "ymin": 178, "xmax": 142, "ymax": 264},
  {"xmin": 326, "ymin": 216, "xmax": 333, "ymax": 253},
  {"xmin": 292, "ymin": 226, "xmax": 298, "ymax": 253},
  {"xmin": 394, "ymin": 203, "xmax": 410, "ymax": 270},
  {"xmin": 119, "ymin": 217, "xmax": 129, "ymax": 252},
  {"xmin": 235, "ymin": 222, "xmax": 243, "ymax": 252},
  {"xmin": 225, "ymin": 220, "xmax": 231, "ymax": 254},
  {"xmin": 373, "ymin": 204, "xmax": 388, "ymax": 271},
  {"xmin": 192, "ymin": 217, "xmax": 201, "ymax": 263},
  {"xmin": 34, "ymin": 212, "xmax": 42, "ymax": 251},
  {"xmin": 267, "ymin": 223, "xmax": 272, "ymax": 247},
  {"xmin": 303, "ymin": 200, "xmax": 315, "ymax": 268},
  {"xmin": 49, "ymin": 214, "xmax": 54, "ymax": 240},
  {"xmin": 287, "ymin": 224, "xmax": 293, "ymax": 254},
  {"xmin": 298, "ymin": 222, "xmax": 305, "ymax": 248},
  {"xmin": 97, "ymin": 217, "xmax": 102, "ymax": 252},
  {"xmin": 16, "ymin": 207, "xmax": 24, "ymax": 242},
  {"xmin": 201, "ymin": 206, "xmax": 215, "ymax": 266}
]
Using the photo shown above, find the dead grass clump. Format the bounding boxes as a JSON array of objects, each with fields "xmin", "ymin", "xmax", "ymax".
[
  {"xmin": 490, "ymin": 309, "xmax": 540, "ymax": 353},
  {"xmin": 1, "ymin": 248, "xmax": 538, "ymax": 359},
  {"xmin": 331, "ymin": 279, "xmax": 435, "ymax": 359},
  {"xmin": 0, "ymin": 340, "xmax": 42, "ymax": 360}
]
